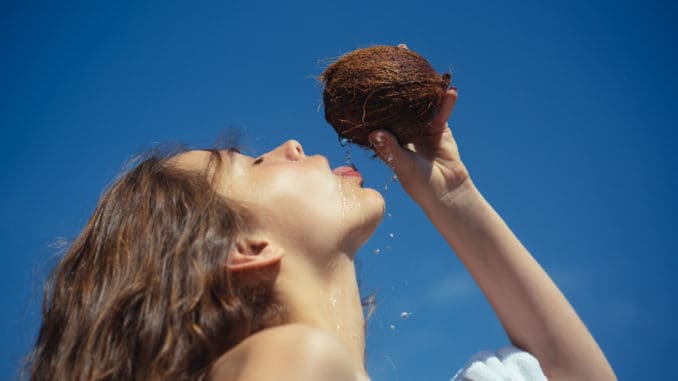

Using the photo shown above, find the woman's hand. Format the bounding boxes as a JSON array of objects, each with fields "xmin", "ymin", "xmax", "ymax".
[
  {"xmin": 369, "ymin": 80, "xmax": 617, "ymax": 380},
  {"xmin": 368, "ymin": 88, "xmax": 470, "ymax": 209}
]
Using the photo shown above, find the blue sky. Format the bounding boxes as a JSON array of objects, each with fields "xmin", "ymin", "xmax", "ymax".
[{"xmin": 1, "ymin": 1, "xmax": 676, "ymax": 379}]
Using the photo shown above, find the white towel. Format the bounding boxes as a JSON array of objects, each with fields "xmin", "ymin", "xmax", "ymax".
[{"xmin": 451, "ymin": 346, "xmax": 548, "ymax": 381}]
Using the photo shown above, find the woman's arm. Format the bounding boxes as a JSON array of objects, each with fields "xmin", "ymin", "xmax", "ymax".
[{"xmin": 368, "ymin": 89, "xmax": 616, "ymax": 380}]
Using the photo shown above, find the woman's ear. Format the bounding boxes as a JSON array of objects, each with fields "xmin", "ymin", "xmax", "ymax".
[{"xmin": 226, "ymin": 237, "xmax": 284, "ymax": 273}]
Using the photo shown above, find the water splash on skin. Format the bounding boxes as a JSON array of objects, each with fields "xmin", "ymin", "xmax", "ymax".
[
  {"xmin": 338, "ymin": 177, "xmax": 349, "ymax": 225},
  {"xmin": 385, "ymin": 153, "xmax": 395, "ymax": 168},
  {"xmin": 337, "ymin": 174, "xmax": 366, "ymax": 227},
  {"xmin": 348, "ymin": 184, "xmax": 365, "ymax": 225}
]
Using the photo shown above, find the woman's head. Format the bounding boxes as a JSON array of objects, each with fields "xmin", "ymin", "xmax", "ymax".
[
  {"xmin": 27, "ymin": 140, "xmax": 384, "ymax": 380},
  {"xmin": 27, "ymin": 147, "xmax": 284, "ymax": 380},
  {"xmin": 173, "ymin": 140, "xmax": 385, "ymax": 268}
]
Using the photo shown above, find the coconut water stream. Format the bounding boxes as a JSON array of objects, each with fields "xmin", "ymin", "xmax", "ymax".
[{"xmin": 337, "ymin": 137, "xmax": 411, "ymax": 344}]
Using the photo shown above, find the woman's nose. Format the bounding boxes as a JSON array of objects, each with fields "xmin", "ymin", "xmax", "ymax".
[{"xmin": 275, "ymin": 140, "xmax": 305, "ymax": 160}]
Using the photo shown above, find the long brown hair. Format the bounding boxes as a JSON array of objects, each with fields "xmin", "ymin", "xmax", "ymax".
[{"xmin": 26, "ymin": 149, "xmax": 285, "ymax": 380}]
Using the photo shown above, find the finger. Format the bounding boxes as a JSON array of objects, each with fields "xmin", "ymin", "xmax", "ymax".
[
  {"xmin": 368, "ymin": 129, "xmax": 411, "ymax": 170},
  {"xmin": 430, "ymin": 88, "xmax": 458, "ymax": 131}
]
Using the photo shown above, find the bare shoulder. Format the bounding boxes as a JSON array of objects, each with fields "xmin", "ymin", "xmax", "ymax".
[{"xmin": 208, "ymin": 324, "xmax": 358, "ymax": 381}]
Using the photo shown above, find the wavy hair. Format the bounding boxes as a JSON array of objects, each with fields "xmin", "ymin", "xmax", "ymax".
[{"xmin": 25, "ymin": 149, "xmax": 285, "ymax": 380}]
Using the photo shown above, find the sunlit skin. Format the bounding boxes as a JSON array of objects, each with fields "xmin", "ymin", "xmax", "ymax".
[
  {"xmin": 174, "ymin": 140, "xmax": 385, "ymax": 267},
  {"xmin": 176, "ymin": 81, "xmax": 615, "ymax": 380},
  {"xmin": 173, "ymin": 141, "xmax": 385, "ymax": 381},
  {"xmin": 222, "ymin": 141, "xmax": 384, "ymax": 259}
]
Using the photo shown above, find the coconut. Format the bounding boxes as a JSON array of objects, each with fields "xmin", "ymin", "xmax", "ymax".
[{"xmin": 320, "ymin": 45, "xmax": 451, "ymax": 148}]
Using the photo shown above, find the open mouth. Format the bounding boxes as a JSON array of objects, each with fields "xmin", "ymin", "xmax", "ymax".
[{"xmin": 332, "ymin": 165, "xmax": 364, "ymax": 186}]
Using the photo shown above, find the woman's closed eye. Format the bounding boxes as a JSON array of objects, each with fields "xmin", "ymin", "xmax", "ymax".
[{"xmin": 253, "ymin": 157, "xmax": 264, "ymax": 165}]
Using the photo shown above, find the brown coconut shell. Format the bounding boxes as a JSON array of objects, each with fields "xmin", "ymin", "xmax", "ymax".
[{"xmin": 320, "ymin": 45, "xmax": 451, "ymax": 148}]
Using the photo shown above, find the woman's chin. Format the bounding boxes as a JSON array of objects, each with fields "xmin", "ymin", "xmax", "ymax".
[
  {"xmin": 350, "ymin": 196, "xmax": 385, "ymax": 249},
  {"xmin": 363, "ymin": 186, "xmax": 386, "ymax": 207}
]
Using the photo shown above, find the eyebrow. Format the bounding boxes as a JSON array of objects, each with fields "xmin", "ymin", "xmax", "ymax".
[{"xmin": 217, "ymin": 147, "xmax": 253, "ymax": 171}]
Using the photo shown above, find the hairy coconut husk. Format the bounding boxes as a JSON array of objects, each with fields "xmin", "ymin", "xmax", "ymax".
[{"xmin": 321, "ymin": 45, "xmax": 451, "ymax": 148}]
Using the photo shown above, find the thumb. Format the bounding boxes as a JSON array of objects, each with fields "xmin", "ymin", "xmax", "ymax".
[{"xmin": 368, "ymin": 130, "xmax": 411, "ymax": 170}]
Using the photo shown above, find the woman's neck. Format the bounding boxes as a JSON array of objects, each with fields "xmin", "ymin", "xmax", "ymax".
[{"xmin": 276, "ymin": 252, "xmax": 369, "ymax": 379}]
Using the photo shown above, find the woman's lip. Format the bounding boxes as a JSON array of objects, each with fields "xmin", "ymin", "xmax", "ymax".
[{"xmin": 333, "ymin": 165, "xmax": 363, "ymax": 184}]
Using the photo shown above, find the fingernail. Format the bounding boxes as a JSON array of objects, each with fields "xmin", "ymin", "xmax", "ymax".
[{"xmin": 369, "ymin": 133, "xmax": 386, "ymax": 148}]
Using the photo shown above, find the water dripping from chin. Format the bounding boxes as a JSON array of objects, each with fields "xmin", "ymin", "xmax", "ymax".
[
  {"xmin": 349, "ymin": 184, "xmax": 366, "ymax": 226},
  {"xmin": 338, "ymin": 176, "xmax": 368, "ymax": 228},
  {"xmin": 338, "ymin": 177, "xmax": 348, "ymax": 225}
]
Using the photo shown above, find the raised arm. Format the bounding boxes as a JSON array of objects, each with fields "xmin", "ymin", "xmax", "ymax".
[{"xmin": 368, "ymin": 89, "xmax": 616, "ymax": 381}]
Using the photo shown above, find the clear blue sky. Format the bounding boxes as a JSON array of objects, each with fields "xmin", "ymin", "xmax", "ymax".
[{"xmin": 1, "ymin": 1, "xmax": 676, "ymax": 379}]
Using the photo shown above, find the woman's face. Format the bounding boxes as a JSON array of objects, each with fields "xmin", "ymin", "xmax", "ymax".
[{"xmin": 175, "ymin": 140, "xmax": 385, "ymax": 256}]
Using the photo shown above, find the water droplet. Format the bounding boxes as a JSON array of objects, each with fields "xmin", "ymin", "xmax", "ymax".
[
  {"xmin": 383, "ymin": 183, "xmax": 389, "ymax": 192},
  {"xmin": 339, "ymin": 137, "xmax": 351, "ymax": 147},
  {"xmin": 389, "ymin": 324, "xmax": 397, "ymax": 330},
  {"xmin": 329, "ymin": 296, "xmax": 337, "ymax": 306},
  {"xmin": 385, "ymin": 245, "xmax": 392, "ymax": 251},
  {"xmin": 391, "ymin": 174, "xmax": 399, "ymax": 182},
  {"xmin": 388, "ymin": 233, "xmax": 395, "ymax": 239},
  {"xmin": 386, "ymin": 153, "xmax": 395, "ymax": 166},
  {"xmin": 400, "ymin": 311, "xmax": 412, "ymax": 319},
  {"xmin": 373, "ymin": 248, "xmax": 381, "ymax": 255},
  {"xmin": 387, "ymin": 212, "xmax": 392, "ymax": 218}
]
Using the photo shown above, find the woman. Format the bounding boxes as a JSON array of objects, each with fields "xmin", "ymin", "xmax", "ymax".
[{"xmin": 26, "ymin": 88, "xmax": 615, "ymax": 381}]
